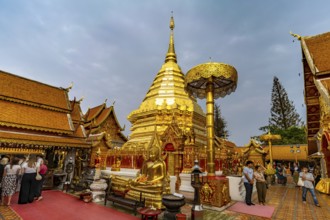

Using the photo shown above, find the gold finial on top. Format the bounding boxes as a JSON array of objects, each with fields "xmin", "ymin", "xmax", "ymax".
[
  {"xmin": 165, "ymin": 13, "xmax": 177, "ymax": 63},
  {"xmin": 170, "ymin": 11, "xmax": 175, "ymax": 30}
]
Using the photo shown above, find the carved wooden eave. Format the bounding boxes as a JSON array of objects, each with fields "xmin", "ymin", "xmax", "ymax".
[
  {"xmin": 300, "ymin": 37, "xmax": 321, "ymax": 142},
  {"xmin": 88, "ymin": 132, "xmax": 114, "ymax": 149}
]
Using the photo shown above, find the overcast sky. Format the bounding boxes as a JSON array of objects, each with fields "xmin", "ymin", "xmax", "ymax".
[{"xmin": 1, "ymin": 0, "xmax": 329, "ymax": 146}]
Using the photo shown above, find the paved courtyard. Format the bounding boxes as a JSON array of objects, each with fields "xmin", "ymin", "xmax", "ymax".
[
  {"xmin": 189, "ymin": 179, "xmax": 330, "ymax": 220},
  {"xmin": 103, "ymin": 176, "xmax": 330, "ymax": 220}
]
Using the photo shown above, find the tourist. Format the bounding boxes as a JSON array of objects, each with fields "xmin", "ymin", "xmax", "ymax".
[
  {"xmin": 1, "ymin": 157, "xmax": 21, "ymax": 206},
  {"xmin": 254, "ymin": 165, "xmax": 267, "ymax": 205},
  {"xmin": 276, "ymin": 163, "xmax": 285, "ymax": 185},
  {"xmin": 281, "ymin": 164, "xmax": 288, "ymax": 186},
  {"xmin": 0, "ymin": 156, "xmax": 9, "ymax": 202},
  {"xmin": 35, "ymin": 159, "xmax": 48, "ymax": 201},
  {"xmin": 18, "ymin": 155, "xmax": 38, "ymax": 204},
  {"xmin": 299, "ymin": 166, "xmax": 320, "ymax": 207},
  {"xmin": 243, "ymin": 160, "xmax": 255, "ymax": 206},
  {"xmin": 16, "ymin": 155, "xmax": 28, "ymax": 192},
  {"xmin": 292, "ymin": 163, "xmax": 300, "ymax": 186}
]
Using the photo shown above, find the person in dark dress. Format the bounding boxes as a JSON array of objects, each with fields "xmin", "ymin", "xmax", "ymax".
[
  {"xmin": 18, "ymin": 156, "xmax": 38, "ymax": 204},
  {"xmin": 35, "ymin": 159, "xmax": 48, "ymax": 201}
]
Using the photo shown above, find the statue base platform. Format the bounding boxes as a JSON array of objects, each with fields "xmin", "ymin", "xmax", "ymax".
[
  {"xmin": 227, "ymin": 175, "xmax": 257, "ymax": 201},
  {"xmin": 101, "ymin": 168, "xmax": 139, "ymax": 179},
  {"xmin": 179, "ymin": 173, "xmax": 194, "ymax": 192},
  {"xmin": 200, "ymin": 176, "xmax": 230, "ymax": 208},
  {"xmin": 101, "ymin": 168, "xmax": 177, "ymax": 194}
]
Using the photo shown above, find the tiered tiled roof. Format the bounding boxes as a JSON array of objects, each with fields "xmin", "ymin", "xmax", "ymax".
[
  {"xmin": 0, "ymin": 70, "xmax": 69, "ymax": 111},
  {"xmin": 0, "ymin": 100, "xmax": 72, "ymax": 133},
  {"xmin": 84, "ymin": 104, "xmax": 127, "ymax": 142},
  {"xmin": 70, "ymin": 100, "xmax": 84, "ymax": 123},
  {"xmin": 84, "ymin": 103, "xmax": 106, "ymax": 123},
  {"xmin": 0, "ymin": 70, "xmax": 89, "ymax": 148}
]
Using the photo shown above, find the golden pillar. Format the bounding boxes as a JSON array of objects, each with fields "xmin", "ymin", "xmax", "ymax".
[
  {"xmin": 206, "ymin": 78, "xmax": 215, "ymax": 175},
  {"xmin": 185, "ymin": 62, "xmax": 238, "ymax": 176},
  {"xmin": 260, "ymin": 131, "xmax": 281, "ymax": 165}
]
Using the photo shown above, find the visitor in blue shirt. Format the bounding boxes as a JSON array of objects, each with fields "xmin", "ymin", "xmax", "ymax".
[{"xmin": 243, "ymin": 160, "xmax": 255, "ymax": 206}]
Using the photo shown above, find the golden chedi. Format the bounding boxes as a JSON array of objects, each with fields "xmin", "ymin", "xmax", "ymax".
[{"xmin": 125, "ymin": 134, "xmax": 170, "ymax": 209}]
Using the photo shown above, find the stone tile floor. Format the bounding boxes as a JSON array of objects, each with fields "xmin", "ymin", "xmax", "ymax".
[{"xmin": 102, "ymin": 180, "xmax": 330, "ymax": 220}]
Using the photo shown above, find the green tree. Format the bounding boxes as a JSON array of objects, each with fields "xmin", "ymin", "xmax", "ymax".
[
  {"xmin": 269, "ymin": 76, "xmax": 302, "ymax": 129},
  {"xmin": 214, "ymin": 103, "xmax": 229, "ymax": 138},
  {"xmin": 258, "ymin": 125, "xmax": 307, "ymax": 145},
  {"xmin": 256, "ymin": 76, "xmax": 306, "ymax": 145}
]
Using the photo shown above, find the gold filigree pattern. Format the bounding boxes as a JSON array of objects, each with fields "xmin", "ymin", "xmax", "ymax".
[{"xmin": 185, "ymin": 62, "xmax": 238, "ymax": 99}]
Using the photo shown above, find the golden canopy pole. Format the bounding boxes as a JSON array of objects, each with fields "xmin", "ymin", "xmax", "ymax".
[
  {"xmin": 206, "ymin": 78, "xmax": 215, "ymax": 175},
  {"xmin": 260, "ymin": 131, "xmax": 281, "ymax": 165},
  {"xmin": 268, "ymin": 137, "xmax": 274, "ymax": 165},
  {"xmin": 185, "ymin": 62, "xmax": 238, "ymax": 176}
]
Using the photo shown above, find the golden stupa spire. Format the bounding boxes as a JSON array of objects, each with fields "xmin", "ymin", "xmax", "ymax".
[{"xmin": 165, "ymin": 13, "xmax": 177, "ymax": 63}]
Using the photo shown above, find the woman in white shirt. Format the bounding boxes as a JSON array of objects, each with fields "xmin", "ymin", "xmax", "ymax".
[
  {"xmin": 18, "ymin": 155, "xmax": 38, "ymax": 204},
  {"xmin": 1, "ymin": 157, "xmax": 21, "ymax": 206},
  {"xmin": 254, "ymin": 165, "xmax": 267, "ymax": 205}
]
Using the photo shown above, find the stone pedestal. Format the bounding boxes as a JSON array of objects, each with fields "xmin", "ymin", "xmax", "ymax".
[
  {"xmin": 90, "ymin": 179, "xmax": 108, "ymax": 202},
  {"xmin": 200, "ymin": 176, "xmax": 230, "ymax": 207},
  {"xmin": 179, "ymin": 173, "xmax": 194, "ymax": 192}
]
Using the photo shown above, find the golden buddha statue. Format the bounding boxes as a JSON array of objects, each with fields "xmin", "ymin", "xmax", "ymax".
[
  {"xmin": 125, "ymin": 141, "xmax": 170, "ymax": 209},
  {"xmin": 111, "ymin": 157, "xmax": 121, "ymax": 171}
]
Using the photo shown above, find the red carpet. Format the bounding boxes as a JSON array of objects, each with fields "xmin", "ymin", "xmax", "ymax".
[
  {"xmin": 227, "ymin": 202, "xmax": 275, "ymax": 219},
  {"xmin": 10, "ymin": 190, "xmax": 139, "ymax": 220}
]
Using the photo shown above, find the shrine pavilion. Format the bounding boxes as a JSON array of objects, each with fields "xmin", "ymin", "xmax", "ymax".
[{"xmin": 83, "ymin": 102, "xmax": 127, "ymax": 168}]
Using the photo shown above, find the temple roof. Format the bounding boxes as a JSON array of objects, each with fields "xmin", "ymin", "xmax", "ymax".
[
  {"xmin": 0, "ymin": 130, "xmax": 89, "ymax": 147},
  {"xmin": 84, "ymin": 103, "xmax": 127, "ymax": 142},
  {"xmin": 0, "ymin": 69, "xmax": 89, "ymax": 148},
  {"xmin": 295, "ymin": 31, "xmax": 330, "ymax": 154},
  {"xmin": 70, "ymin": 99, "xmax": 84, "ymax": 123},
  {"xmin": 0, "ymin": 70, "xmax": 70, "ymax": 111},
  {"xmin": 84, "ymin": 103, "xmax": 106, "ymax": 123},
  {"xmin": 303, "ymin": 32, "xmax": 330, "ymax": 73},
  {"xmin": 0, "ymin": 100, "xmax": 73, "ymax": 133}
]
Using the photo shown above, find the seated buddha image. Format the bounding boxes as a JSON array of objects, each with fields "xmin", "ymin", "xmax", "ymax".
[
  {"xmin": 131, "ymin": 145, "xmax": 168, "ymax": 189},
  {"xmin": 126, "ymin": 143, "xmax": 170, "ymax": 209}
]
